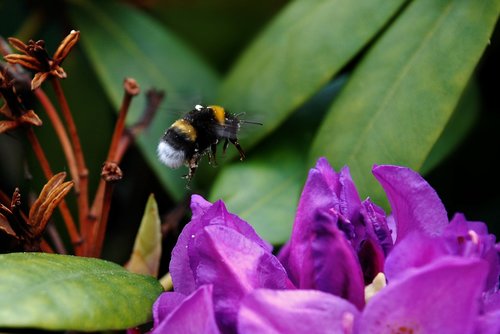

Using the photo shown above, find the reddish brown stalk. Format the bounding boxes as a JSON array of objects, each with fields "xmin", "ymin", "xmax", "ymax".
[
  {"xmin": 91, "ymin": 183, "xmax": 112, "ymax": 258},
  {"xmin": 115, "ymin": 89, "xmax": 164, "ymax": 159},
  {"xmin": 26, "ymin": 128, "xmax": 53, "ymax": 179},
  {"xmin": 51, "ymin": 78, "xmax": 89, "ymax": 227},
  {"xmin": 40, "ymin": 239, "xmax": 55, "ymax": 253},
  {"xmin": 46, "ymin": 223, "xmax": 67, "ymax": 254},
  {"xmin": 91, "ymin": 162, "xmax": 122, "ymax": 257},
  {"xmin": 106, "ymin": 78, "xmax": 140, "ymax": 162},
  {"xmin": 84, "ymin": 79, "xmax": 139, "ymax": 256},
  {"xmin": 89, "ymin": 88, "xmax": 164, "ymax": 234},
  {"xmin": 25, "ymin": 127, "xmax": 82, "ymax": 254},
  {"xmin": 33, "ymin": 88, "xmax": 79, "ymax": 191}
]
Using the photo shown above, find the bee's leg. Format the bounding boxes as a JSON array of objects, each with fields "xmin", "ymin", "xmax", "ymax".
[
  {"xmin": 209, "ymin": 143, "xmax": 218, "ymax": 166},
  {"xmin": 183, "ymin": 155, "xmax": 200, "ymax": 184},
  {"xmin": 222, "ymin": 138, "xmax": 229, "ymax": 154},
  {"xmin": 230, "ymin": 138, "xmax": 246, "ymax": 160}
]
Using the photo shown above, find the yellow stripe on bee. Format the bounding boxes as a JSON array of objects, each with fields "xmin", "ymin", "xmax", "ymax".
[
  {"xmin": 171, "ymin": 119, "xmax": 197, "ymax": 141},
  {"xmin": 209, "ymin": 105, "xmax": 226, "ymax": 125}
]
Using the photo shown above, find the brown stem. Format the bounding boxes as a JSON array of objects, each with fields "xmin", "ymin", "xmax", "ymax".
[
  {"xmin": 91, "ymin": 182, "xmax": 113, "ymax": 258},
  {"xmin": 51, "ymin": 78, "xmax": 89, "ymax": 230},
  {"xmin": 26, "ymin": 128, "xmax": 53, "ymax": 180},
  {"xmin": 91, "ymin": 162, "xmax": 122, "ymax": 257},
  {"xmin": 106, "ymin": 78, "xmax": 140, "ymax": 162},
  {"xmin": 46, "ymin": 222, "xmax": 68, "ymax": 254},
  {"xmin": 40, "ymin": 238, "xmax": 55, "ymax": 253},
  {"xmin": 115, "ymin": 89, "xmax": 164, "ymax": 160},
  {"xmin": 33, "ymin": 88, "xmax": 79, "ymax": 191},
  {"xmin": 84, "ymin": 79, "xmax": 139, "ymax": 256},
  {"xmin": 25, "ymin": 127, "xmax": 82, "ymax": 254}
]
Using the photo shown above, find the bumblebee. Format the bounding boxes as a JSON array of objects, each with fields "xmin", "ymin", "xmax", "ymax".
[{"xmin": 157, "ymin": 104, "xmax": 254, "ymax": 180}]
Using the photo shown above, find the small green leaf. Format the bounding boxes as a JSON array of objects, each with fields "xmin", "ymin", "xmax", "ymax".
[
  {"xmin": 126, "ymin": 194, "xmax": 162, "ymax": 277},
  {"xmin": 310, "ymin": 0, "xmax": 500, "ymax": 206},
  {"xmin": 0, "ymin": 252, "xmax": 163, "ymax": 331},
  {"xmin": 219, "ymin": 0, "xmax": 408, "ymax": 149},
  {"xmin": 209, "ymin": 144, "xmax": 304, "ymax": 245},
  {"xmin": 68, "ymin": 0, "xmax": 220, "ymax": 200}
]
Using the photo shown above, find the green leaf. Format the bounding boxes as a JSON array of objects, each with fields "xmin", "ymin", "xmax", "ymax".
[
  {"xmin": 125, "ymin": 194, "xmax": 162, "ymax": 277},
  {"xmin": 209, "ymin": 142, "xmax": 305, "ymax": 245},
  {"xmin": 209, "ymin": 79, "xmax": 346, "ymax": 245},
  {"xmin": 310, "ymin": 0, "xmax": 500, "ymax": 206},
  {"xmin": 219, "ymin": 0, "xmax": 408, "ymax": 149},
  {"xmin": 67, "ymin": 0, "xmax": 220, "ymax": 200},
  {"xmin": 0, "ymin": 252, "xmax": 163, "ymax": 331},
  {"xmin": 420, "ymin": 79, "xmax": 480, "ymax": 174}
]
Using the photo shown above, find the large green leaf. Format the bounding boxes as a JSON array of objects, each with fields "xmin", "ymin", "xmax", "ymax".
[
  {"xmin": 0, "ymin": 252, "xmax": 163, "ymax": 331},
  {"xmin": 310, "ymin": 0, "xmax": 500, "ymax": 206},
  {"xmin": 219, "ymin": 0, "xmax": 408, "ymax": 149},
  {"xmin": 67, "ymin": 0, "xmax": 220, "ymax": 200},
  {"xmin": 209, "ymin": 79, "xmax": 346, "ymax": 245},
  {"xmin": 420, "ymin": 79, "xmax": 480, "ymax": 175},
  {"xmin": 209, "ymin": 144, "xmax": 304, "ymax": 245}
]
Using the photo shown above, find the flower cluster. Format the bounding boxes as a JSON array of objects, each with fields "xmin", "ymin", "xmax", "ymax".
[{"xmin": 151, "ymin": 158, "xmax": 500, "ymax": 333}]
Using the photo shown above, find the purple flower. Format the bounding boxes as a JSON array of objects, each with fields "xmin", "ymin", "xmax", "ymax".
[
  {"xmin": 164, "ymin": 196, "xmax": 290, "ymax": 333},
  {"xmin": 280, "ymin": 158, "xmax": 391, "ymax": 305},
  {"xmin": 374, "ymin": 165, "xmax": 500, "ymax": 332},
  {"xmin": 238, "ymin": 289, "xmax": 360, "ymax": 333},
  {"xmin": 151, "ymin": 285, "xmax": 219, "ymax": 334},
  {"xmin": 150, "ymin": 159, "xmax": 499, "ymax": 334}
]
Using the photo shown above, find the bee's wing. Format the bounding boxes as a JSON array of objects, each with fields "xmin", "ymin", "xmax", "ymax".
[{"xmin": 215, "ymin": 121, "xmax": 240, "ymax": 139}]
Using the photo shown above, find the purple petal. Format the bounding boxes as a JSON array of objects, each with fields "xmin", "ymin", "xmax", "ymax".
[
  {"xmin": 372, "ymin": 165, "xmax": 448, "ymax": 243},
  {"xmin": 193, "ymin": 225, "xmax": 290, "ymax": 333},
  {"xmin": 292, "ymin": 209, "xmax": 365, "ymax": 309},
  {"xmin": 361, "ymin": 257, "xmax": 489, "ymax": 334},
  {"xmin": 190, "ymin": 194, "xmax": 212, "ymax": 218},
  {"xmin": 384, "ymin": 232, "xmax": 448, "ymax": 281},
  {"xmin": 170, "ymin": 197, "xmax": 272, "ymax": 295},
  {"xmin": 338, "ymin": 165, "xmax": 363, "ymax": 225},
  {"xmin": 152, "ymin": 292, "xmax": 186, "ymax": 327},
  {"xmin": 288, "ymin": 158, "xmax": 362, "ymax": 286},
  {"xmin": 151, "ymin": 285, "xmax": 220, "ymax": 334},
  {"xmin": 360, "ymin": 199, "xmax": 393, "ymax": 255},
  {"xmin": 238, "ymin": 289, "xmax": 360, "ymax": 334},
  {"xmin": 479, "ymin": 293, "xmax": 500, "ymax": 333},
  {"xmin": 445, "ymin": 213, "xmax": 500, "ymax": 293},
  {"xmin": 276, "ymin": 241, "xmax": 291, "ymax": 270},
  {"xmin": 475, "ymin": 309, "xmax": 500, "ymax": 334}
]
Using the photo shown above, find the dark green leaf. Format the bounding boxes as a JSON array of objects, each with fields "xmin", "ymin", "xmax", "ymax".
[
  {"xmin": 68, "ymin": 0, "xmax": 220, "ymax": 200},
  {"xmin": 219, "ymin": 0, "xmax": 408, "ymax": 149},
  {"xmin": 209, "ymin": 78, "xmax": 346, "ymax": 245},
  {"xmin": 420, "ymin": 79, "xmax": 480, "ymax": 174},
  {"xmin": 209, "ymin": 146, "xmax": 304, "ymax": 245},
  {"xmin": 310, "ymin": 0, "xmax": 500, "ymax": 206},
  {"xmin": 0, "ymin": 252, "xmax": 163, "ymax": 331}
]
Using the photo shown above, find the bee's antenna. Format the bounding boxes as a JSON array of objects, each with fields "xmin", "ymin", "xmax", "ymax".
[{"xmin": 240, "ymin": 119, "xmax": 263, "ymax": 126}]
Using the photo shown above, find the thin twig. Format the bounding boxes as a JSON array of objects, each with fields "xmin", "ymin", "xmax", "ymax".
[
  {"xmin": 33, "ymin": 88, "xmax": 79, "ymax": 191},
  {"xmin": 46, "ymin": 222, "xmax": 67, "ymax": 254},
  {"xmin": 85, "ymin": 79, "xmax": 139, "ymax": 256},
  {"xmin": 25, "ymin": 127, "xmax": 82, "ymax": 254},
  {"xmin": 51, "ymin": 78, "xmax": 89, "ymax": 230},
  {"xmin": 115, "ymin": 89, "xmax": 164, "ymax": 159},
  {"xmin": 91, "ymin": 162, "xmax": 122, "ymax": 257},
  {"xmin": 106, "ymin": 78, "xmax": 140, "ymax": 162},
  {"xmin": 40, "ymin": 238, "xmax": 55, "ymax": 253},
  {"xmin": 26, "ymin": 128, "xmax": 53, "ymax": 180}
]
